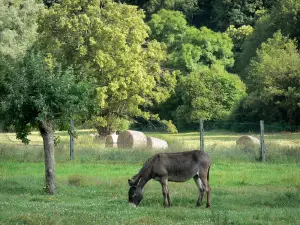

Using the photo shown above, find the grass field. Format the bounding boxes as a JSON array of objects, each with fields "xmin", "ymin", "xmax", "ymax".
[{"xmin": 0, "ymin": 130, "xmax": 300, "ymax": 224}]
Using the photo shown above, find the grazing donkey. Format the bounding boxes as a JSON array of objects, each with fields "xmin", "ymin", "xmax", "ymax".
[{"xmin": 128, "ymin": 150, "xmax": 211, "ymax": 207}]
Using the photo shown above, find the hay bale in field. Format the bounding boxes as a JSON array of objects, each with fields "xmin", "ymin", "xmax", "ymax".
[
  {"xmin": 90, "ymin": 133, "xmax": 100, "ymax": 139},
  {"xmin": 105, "ymin": 133, "xmax": 118, "ymax": 148},
  {"xmin": 236, "ymin": 135, "xmax": 260, "ymax": 147},
  {"xmin": 146, "ymin": 136, "xmax": 168, "ymax": 150},
  {"xmin": 117, "ymin": 130, "xmax": 147, "ymax": 149}
]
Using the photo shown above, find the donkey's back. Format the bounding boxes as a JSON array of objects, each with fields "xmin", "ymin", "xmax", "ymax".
[{"xmin": 151, "ymin": 150, "xmax": 210, "ymax": 182}]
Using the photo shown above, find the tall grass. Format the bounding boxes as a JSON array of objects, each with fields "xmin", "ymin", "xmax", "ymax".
[{"xmin": 1, "ymin": 130, "xmax": 300, "ymax": 163}]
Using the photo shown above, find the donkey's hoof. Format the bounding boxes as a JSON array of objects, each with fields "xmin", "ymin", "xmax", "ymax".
[{"xmin": 206, "ymin": 204, "xmax": 211, "ymax": 208}]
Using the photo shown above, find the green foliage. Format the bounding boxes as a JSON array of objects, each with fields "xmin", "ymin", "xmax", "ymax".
[
  {"xmin": 38, "ymin": 1, "xmax": 177, "ymax": 135},
  {"xmin": 235, "ymin": 14, "xmax": 275, "ymax": 76},
  {"xmin": 144, "ymin": 0, "xmax": 199, "ymax": 22},
  {"xmin": 93, "ymin": 115, "xmax": 131, "ymax": 134},
  {"xmin": 2, "ymin": 0, "xmax": 298, "ymax": 133},
  {"xmin": 175, "ymin": 65, "xmax": 246, "ymax": 128},
  {"xmin": 148, "ymin": 10, "xmax": 240, "ymax": 130},
  {"xmin": 270, "ymin": 0, "xmax": 300, "ymax": 43},
  {"xmin": 43, "ymin": 0, "xmax": 59, "ymax": 8},
  {"xmin": 0, "ymin": 51, "xmax": 92, "ymax": 143},
  {"xmin": 149, "ymin": 10, "xmax": 235, "ymax": 72},
  {"xmin": 0, "ymin": 0, "xmax": 43, "ymax": 59},
  {"xmin": 225, "ymin": 25, "xmax": 254, "ymax": 57},
  {"xmin": 0, "ymin": 0, "xmax": 44, "ymax": 98},
  {"xmin": 234, "ymin": 31, "xmax": 300, "ymax": 124},
  {"xmin": 211, "ymin": 0, "xmax": 277, "ymax": 31},
  {"xmin": 236, "ymin": 0, "xmax": 300, "ymax": 76},
  {"xmin": 148, "ymin": 9, "xmax": 187, "ymax": 47},
  {"xmin": 179, "ymin": 26, "xmax": 234, "ymax": 70},
  {"xmin": 161, "ymin": 120, "xmax": 178, "ymax": 133}
]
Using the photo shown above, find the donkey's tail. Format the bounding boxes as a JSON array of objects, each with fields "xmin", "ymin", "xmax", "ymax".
[
  {"xmin": 206, "ymin": 165, "xmax": 211, "ymax": 208},
  {"xmin": 207, "ymin": 165, "xmax": 210, "ymax": 182},
  {"xmin": 128, "ymin": 155, "xmax": 157, "ymax": 186}
]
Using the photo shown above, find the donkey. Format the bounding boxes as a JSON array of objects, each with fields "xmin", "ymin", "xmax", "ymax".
[{"xmin": 128, "ymin": 150, "xmax": 211, "ymax": 207}]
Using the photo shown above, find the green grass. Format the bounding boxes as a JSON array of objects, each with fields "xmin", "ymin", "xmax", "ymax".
[
  {"xmin": 1, "ymin": 162, "xmax": 300, "ymax": 224},
  {"xmin": 0, "ymin": 130, "xmax": 300, "ymax": 224}
]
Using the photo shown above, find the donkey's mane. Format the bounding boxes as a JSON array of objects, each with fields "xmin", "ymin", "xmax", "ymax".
[{"xmin": 128, "ymin": 155, "xmax": 157, "ymax": 186}]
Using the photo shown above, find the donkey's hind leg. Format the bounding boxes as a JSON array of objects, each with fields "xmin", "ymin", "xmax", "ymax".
[
  {"xmin": 199, "ymin": 173, "xmax": 211, "ymax": 208},
  {"xmin": 193, "ymin": 175, "xmax": 205, "ymax": 207}
]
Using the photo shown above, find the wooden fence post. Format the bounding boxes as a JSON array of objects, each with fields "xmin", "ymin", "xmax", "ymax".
[
  {"xmin": 70, "ymin": 119, "xmax": 75, "ymax": 161},
  {"xmin": 200, "ymin": 119, "xmax": 204, "ymax": 151},
  {"xmin": 260, "ymin": 120, "xmax": 265, "ymax": 162}
]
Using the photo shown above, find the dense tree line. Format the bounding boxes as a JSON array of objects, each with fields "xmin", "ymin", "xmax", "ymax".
[
  {"xmin": 1, "ymin": 0, "xmax": 299, "ymax": 133},
  {"xmin": 1, "ymin": 0, "xmax": 299, "ymax": 132},
  {"xmin": 0, "ymin": 0, "xmax": 299, "ymax": 194}
]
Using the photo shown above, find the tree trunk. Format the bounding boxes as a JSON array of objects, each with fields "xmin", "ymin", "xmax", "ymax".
[
  {"xmin": 96, "ymin": 126, "xmax": 114, "ymax": 137},
  {"xmin": 39, "ymin": 121, "xmax": 56, "ymax": 195}
]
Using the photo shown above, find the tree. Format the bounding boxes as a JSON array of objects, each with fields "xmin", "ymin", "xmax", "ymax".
[
  {"xmin": 233, "ymin": 31, "xmax": 300, "ymax": 124},
  {"xmin": 211, "ymin": 0, "xmax": 277, "ymax": 31},
  {"xmin": 270, "ymin": 0, "xmax": 300, "ymax": 43},
  {"xmin": 175, "ymin": 64, "xmax": 246, "ymax": 128},
  {"xmin": 43, "ymin": 0, "xmax": 59, "ymax": 8},
  {"xmin": 176, "ymin": 26, "xmax": 234, "ymax": 71},
  {"xmin": 225, "ymin": 25, "xmax": 254, "ymax": 60},
  {"xmin": 235, "ymin": 13, "xmax": 275, "ymax": 77},
  {"xmin": 0, "ymin": 0, "xmax": 44, "ymax": 101},
  {"xmin": 148, "ymin": 9, "xmax": 187, "ymax": 48},
  {"xmin": 148, "ymin": 10, "xmax": 243, "ymax": 129},
  {"xmin": 1, "ymin": 51, "xmax": 92, "ymax": 194},
  {"xmin": 0, "ymin": 0, "xmax": 43, "ymax": 59},
  {"xmin": 144, "ymin": 0, "xmax": 199, "ymax": 22},
  {"xmin": 148, "ymin": 10, "xmax": 235, "ymax": 73},
  {"xmin": 236, "ymin": 0, "xmax": 300, "ymax": 77},
  {"xmin": 38, "ymin": 0, "xmax": 177, "ymax": 136}
]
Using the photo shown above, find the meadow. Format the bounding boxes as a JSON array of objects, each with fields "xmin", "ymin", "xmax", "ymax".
[{"xmin": 0, "ymin": 130, "xmax": 300, "ymax": 224}]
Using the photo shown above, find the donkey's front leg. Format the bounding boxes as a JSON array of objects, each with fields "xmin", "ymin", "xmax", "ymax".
[{"xmin": 160, "ymin": 177, "xmax": 171, "ymax": 207}]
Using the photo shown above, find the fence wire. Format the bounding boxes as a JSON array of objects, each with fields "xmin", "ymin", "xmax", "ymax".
[{"xmin": 200, "ymin": 121, "xmax": 300, "ymax": 163}]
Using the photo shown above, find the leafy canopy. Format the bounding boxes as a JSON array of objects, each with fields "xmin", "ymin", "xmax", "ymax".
[
  {"xmin": 144, "ymin": 0, "xmax": 199, "ymax": 22},
  {"xmin": 0, "ymin": 0, "xmax": 43, "ymax": 59},
  {"xmin": 234, "ymin": 31, "xmax": 300, "ymax": 124},
  {"xmin": 38, "ymin": 1, "xmax": 177, "ymax": 133},
  {"xmin": 1, "ymin": 51, "xmax": 92, "ymax": 143},
  {"xmin": 225, "ymin": 25, "xmax": 254, "ymax": 56},
  {"xmin": 211, "ymin": 0, "xmax": 277, "ymax": 31},
  {"xmin": 175, "ymin": 64, "xmax": 246, "ymax": 128},
  {"xmin": 148, "ymin": 10, "xmax": 234, "ymax": 73},
  {"xmin": 148, "ymin": 9, "xmax": 245, "ymax": 129},
  {"xmin": 236, "ymin": 0, "xmax": 300, "ymax": 76}
]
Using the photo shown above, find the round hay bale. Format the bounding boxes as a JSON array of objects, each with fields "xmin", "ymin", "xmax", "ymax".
[
  {"xmin": 117, "ymin": 130, "xmax": 147, "ymax": 149},
  {"xmin": 146, "ymin": 136, "xmax": 168, "ymax": 150},
  {"xmin": 236, "ymin": 135, "xmax": 260, "ymax": 147},
  {"xmin": 105, "ymin": 134, "xmax": 118, "ymax": 148},
  {"xmin": 89, "ymin": 133, "xmax": 100, "ymax": 138}
]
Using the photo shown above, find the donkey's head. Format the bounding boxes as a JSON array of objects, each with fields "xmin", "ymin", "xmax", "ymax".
[{"xmin": 128, "ymin": 179, "xmax": 143, "ymax": 206}]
